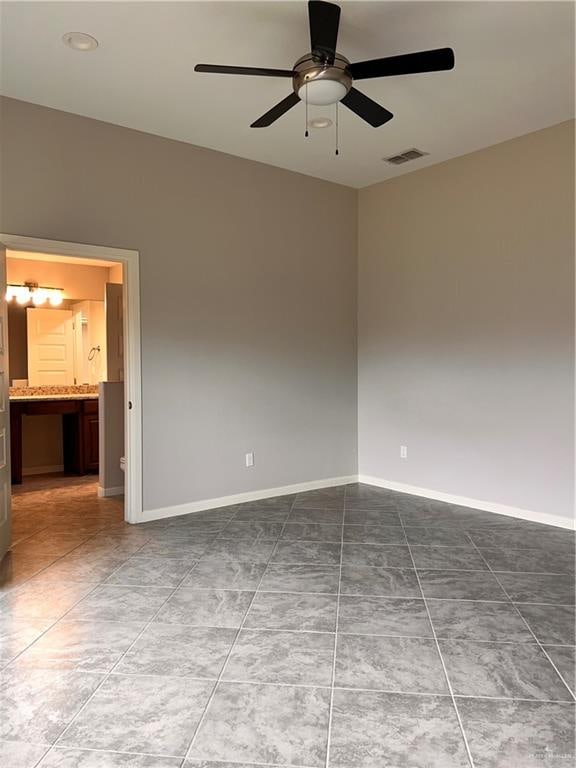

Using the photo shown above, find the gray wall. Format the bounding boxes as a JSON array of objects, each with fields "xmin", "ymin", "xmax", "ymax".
[
  {"xmin": 0, "ymin": 97, "xmax": 358, "ymax": 511},
  {"xmin": 358, "ymin": 121, "xmax": 575, "ymax": 520}
]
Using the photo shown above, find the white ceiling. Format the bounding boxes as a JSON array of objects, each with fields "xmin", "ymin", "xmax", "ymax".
[{"xmin": 1, "ymin": 1, "xmax": 574, "ymax": 188}]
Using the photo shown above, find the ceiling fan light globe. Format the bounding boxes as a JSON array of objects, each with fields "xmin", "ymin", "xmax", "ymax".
[{"xmin": 297, "ymin": 78, "xmax": 347, "ymax": 106}]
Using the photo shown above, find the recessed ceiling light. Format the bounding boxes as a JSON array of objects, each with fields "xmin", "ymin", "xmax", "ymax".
[
  {"xmin": 307, "ymin": 117, "xmax": 333, "ymax": 129},
  {"xmin": 62, "ymin": 32, "xmax": 99, "ymax": 51}
]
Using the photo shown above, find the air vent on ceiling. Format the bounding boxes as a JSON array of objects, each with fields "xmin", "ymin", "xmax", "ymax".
[{"xmin": 384, "ymin": 148, "xmax": 429, "ymax": 165}]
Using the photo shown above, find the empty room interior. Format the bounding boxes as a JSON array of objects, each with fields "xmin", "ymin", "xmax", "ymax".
[{"xmin": 0, "ymin": 2, "xmax": 574, "ymax": 768}]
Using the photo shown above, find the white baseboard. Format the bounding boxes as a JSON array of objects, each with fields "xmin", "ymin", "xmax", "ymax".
[
  {"xmin": 22, "ymin": 464, "xmax": 64, "ymax": 476},
  {"xmin": 98, "ymin": 485, "xmax": 125, "ymax": 498},
  {"xmin": 358, "ymin": 474, "xmax": 575, "ymax": 531},
  {"xmin": 141, "ymin": 475, "xmax": 357, "ymax": 523}
]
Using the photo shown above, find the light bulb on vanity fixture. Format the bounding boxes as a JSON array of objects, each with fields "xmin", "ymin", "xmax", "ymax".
[{"xmin": 6, "ymin": 282, "xmax": 64, "ymax": 307}]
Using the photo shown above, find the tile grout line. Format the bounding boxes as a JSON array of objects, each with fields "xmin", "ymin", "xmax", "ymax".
[
  {"xmin": 467, "ymin": 540, "xmax": 576, "ymax": 701},
  {"xmin": 402, "ymin": 520, "xmax": 477, "ymax": 768},
  {"xmin": 181, "ymin": 493, "xmax": 301, "ymax": 763},
  {"xmin": 323, "ymin": 496, "xmax": 346, "ymax": 768}
]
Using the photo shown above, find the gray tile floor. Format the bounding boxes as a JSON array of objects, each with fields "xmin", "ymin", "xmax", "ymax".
[{"xmin": 1, "ymin": 478, "xmax": 575, "ymax": 767}]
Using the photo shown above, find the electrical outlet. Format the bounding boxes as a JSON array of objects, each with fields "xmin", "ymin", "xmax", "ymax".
[
  {"xmin": 400, "ymin": 445, "xmax": 408, "ymax": 459},
  {"xmin": 245, "ymin": 452, "xmax": 254, "ymax": 468}
]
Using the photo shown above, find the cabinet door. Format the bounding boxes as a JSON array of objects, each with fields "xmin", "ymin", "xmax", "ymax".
[{"xmin": 83, "ymin": 411, "xmax": 99, "ymax": 472}]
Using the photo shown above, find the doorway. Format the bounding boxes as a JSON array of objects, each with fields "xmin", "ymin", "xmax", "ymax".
[{"xmin": 0, "ymin": 234, "xmax": 142, "ymax": 563}]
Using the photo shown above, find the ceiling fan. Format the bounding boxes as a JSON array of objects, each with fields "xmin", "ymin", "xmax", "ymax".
[{"xmin": 195, "ymin": 0, "xmax": 455, "ymax": 129}]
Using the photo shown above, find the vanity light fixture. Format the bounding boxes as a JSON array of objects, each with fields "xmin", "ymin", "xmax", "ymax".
[{"xmin": 6, "ymin": 283, "xmax": 64, "ymax": 307}]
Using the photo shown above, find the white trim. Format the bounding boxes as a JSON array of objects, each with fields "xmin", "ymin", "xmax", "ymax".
[
  {"xmin": 98, "ymin": 484, "xmax": 125, "ymax": 498},
  {"xmin": 142, "ymin": 475, "xmax": 357, "ymax": 523},
  {"xmin": 358, "ymin": 474, "xmax": 575, "ymax": 531},
  {"xmin": 22, "ymin": 464, "xmax": 63, "ymax": 476},
  {"xmin": 1, "ymin": 233, "xmax": 142, "ymax": 524}
]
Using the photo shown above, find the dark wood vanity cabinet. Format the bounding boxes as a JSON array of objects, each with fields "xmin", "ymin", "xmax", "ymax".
[
  {"xmin": 11, "ymin": 398, "xmax": 99, "ymax": 484},
  {"xmin": 82, "ymin": 400, "xmax": 100, "ymax": 472}
]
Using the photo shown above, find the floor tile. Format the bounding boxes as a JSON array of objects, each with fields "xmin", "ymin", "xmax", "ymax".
[
  {"xmin": 342, "ymin": 543, "xmax": 413, "ymax": 568},
  {"xmin": 37, "ymin": 748, "xmax": 182, "ymax": 766},
  {"xmin": 496, "ymin": 572, "xmax": 575, "ymax": 605},
  {"xmin": 427, "ymin": 599, "xmax": 535, "ymax": 642},
  {"xmin": 338, "ymin": 595, "xmax": 432, "ymax": 637},
  {"xmin": 279, "ymin": 523, "xmax": 342, "ymax": 542},
  {"xmin": 288, "ymin": 507, "xmax": 344, "ymax": 524},
  {"xmin": 340, "ymin": 566, "xmax": 421, "ymax": 597},
  {"xmin": 0, "ymin": 615, "xmax": 54, "ymax": 665},
  {"xmin": 544, "ymin": 645, "xmax": 575, "ymax": 694},
  {"xmin": 64, "ymin": 585, "xmax": 172, "ymax": 622},
  {"xmin": 467, "ymin": 528, "xmax": 575, "ymax": 553},
  {"xmin": 343, "ymin": 508, "xmax": 402, "ymax": 526},
  {"xmin": 0, "ymin": 667, "xmax": 104, "ymax": 743},
  {"xmin": 182, "ymin": 561, "xmax": 266, "ymax": 590},
  {"xmin": 404, "ymin": 527, "xmax": 473, "ymax": 547},
  {"xmin": 104, "ymin": 556, "xmax": 194, "ymax": 587},
  {"xmin": 411, "ymin": 546, "xmax": 488, "ymax": 571},
  {"xmin": 457, "ymin": 697, "xmax": 576, "ymax": 768},
  {"xmin": 34, "ymin": 555, "xmax": 128, "ymax": 584},
  {"xmin": 417, "ymin": 569, "xmax": 508, "ymax": 600},
  {"xmin": 329, "ymin": 689, "xmax": 470, "ymax": 768},
  {"xmin": 439, "ymin": 639, "xmax": 572, "ymax": 700},
  {"xmin": 58, "ymin": 674, "xmax": 214, "ymax": 756},
  {"xmin": 134, "ymin": 539, "xmax": 210, "ymax": 559},
  {"xmin": 200, "ymin": 539, "xmax": 276, "ymax": 563},
  {"xmin": 155, "ymin": 588, "xmax": 254, "ymax": 628},
  {"xmin": 188, "ymin": 681, "xmax": 330, "ymax": 766},
  {"xmin": 244, "ymin": 591, "xmax": 337, "ymax": 632},
  {"xmin": 335, "ymin": 634, "xmax": 447, "ymax": 693},
  {"xmin": 0, "ymin": 581, "xmax": 95, "ymax": 620},
  {"xmin": 218, "ymin": 521, "xmax": 284, "ymax": 540},
  {"xmin": 13, "ymin": 620, "xmax": 143, "ymax": 672},
  {"xmin": 0, "ymin": 740, "xmax": 49, "ymax": 768},
  {"xmin": 258, "ymin": 563, "xmax": 339, "ymax": 594},
  {"xmin": 184, "ymin": 761, "xmax": 265, "ymax": 768},
  {"xmin": 517, "ymin": 604, "xmax": 576, "ymax": 645},
  {"xmin": 343, "ymin": 524, "xmax": 406, "ymax": 545},
  {"xmin": 270, "ymin": 540, "xmax": 341, "ymax": 565},
  {"xmin": 223, "ymin": 628, "xmax": 334, "ymax": 686},
  {"xmin": 115, "ymin": 624, "xmax": 237, "ymax": 678},
  {"xmin": 479, "ymin": 547, "xmax": 575, "ymax": 574},
  {"xmin": 232, "ymin": 507, "xmax": 291, "ymax": 522}
]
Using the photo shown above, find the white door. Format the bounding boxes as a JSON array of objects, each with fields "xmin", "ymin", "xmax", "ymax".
[
  {"xmin": 105, "ymin": 283, "xmax": 124, "ymax": 382},
  {"xmin": 0, "ymin": 247, "xmax": 11, "ymax": 561},
  {"xmin": 27, "ymin": 308, "xmax": 74, "ymax": 386}
]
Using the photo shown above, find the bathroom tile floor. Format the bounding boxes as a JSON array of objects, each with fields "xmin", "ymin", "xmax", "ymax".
[{"xmin": 1, "ymin": 476, "xmax": 574, "ymax": 767}]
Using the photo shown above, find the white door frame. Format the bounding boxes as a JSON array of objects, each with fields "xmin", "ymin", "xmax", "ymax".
[{"xmin": 0, "ymin": 234, "xmax": 143, "ymax": 524}]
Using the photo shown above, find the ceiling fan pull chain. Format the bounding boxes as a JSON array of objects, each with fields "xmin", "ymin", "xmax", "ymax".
[
  {"xmin": 335, "ymin": 101, "xmax": 339, "ymax": 156},
  {"xmin": 305, "ymin": 80, "xmax": 309, "ymax": 137}
]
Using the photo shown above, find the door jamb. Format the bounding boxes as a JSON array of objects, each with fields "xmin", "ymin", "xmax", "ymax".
[{"xmin": 0, "ymin": 234, "xmax": 143, "ymax": 524}]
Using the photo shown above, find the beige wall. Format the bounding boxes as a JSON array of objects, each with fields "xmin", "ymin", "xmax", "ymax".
[
  {"xmin": 7, "ymin": 257, "xmax": 110, "ymax": 301},
  {"xmin": 358, "ymin": 121, "xmax": 574, "ymax": 520},
  {"xmin": 1, "ymin": 97, "xmax": 358, "ymax": 511}
]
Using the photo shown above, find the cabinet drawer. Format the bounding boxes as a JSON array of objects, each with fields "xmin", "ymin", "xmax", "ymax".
[{"xmin": 83, "ymin": 399, "xmax": 99, "ymax": 415}]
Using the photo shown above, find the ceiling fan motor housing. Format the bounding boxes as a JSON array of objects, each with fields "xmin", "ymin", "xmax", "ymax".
[{"xmin": 293, "ymin": 53, "xmax": 352, "ymax": 105}]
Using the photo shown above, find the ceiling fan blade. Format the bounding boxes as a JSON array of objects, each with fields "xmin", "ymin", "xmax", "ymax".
[
  {"xmin": 341, "ymin": 88, "xmax": 393, "ymax": 127},
  {"xmin": 251, "ymin": 92, "xmax": 300, "ymax": 127},
  {"xmin": 308, "ymin": 1, "xmax": 341, "ymax": 63},
  {"xmin": 195, "ymin": 64, "xmax": 296, "ymax": 78},
  {"xmin": 349, "ymin": 47, "xmax": 455, "ymax": 80}
]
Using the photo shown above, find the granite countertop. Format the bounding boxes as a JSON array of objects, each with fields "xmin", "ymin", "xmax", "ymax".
[{"xmin": 9, "ymin": 385, "xmax": 99, "ymax": 402}]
